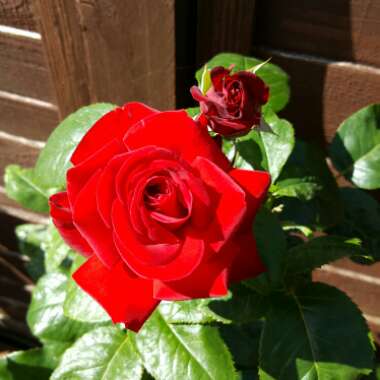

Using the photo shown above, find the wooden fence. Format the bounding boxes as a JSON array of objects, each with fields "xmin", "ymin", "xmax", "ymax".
[{"xmin": 0, "ymin": 0, "xmax": 380, "ymax": 345}]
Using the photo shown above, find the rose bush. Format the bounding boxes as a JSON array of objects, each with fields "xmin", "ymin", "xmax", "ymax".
[
  {"xmin": 49, "ymin": 102, "xmax": 270, "ymax": 331},
  {"xmin": 191, "ymin": 66, "xmax": 269, "ymax": 137}
]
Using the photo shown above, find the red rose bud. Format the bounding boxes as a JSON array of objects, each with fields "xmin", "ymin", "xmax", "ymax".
[
  {"xmin": 191, "ymin": 66, "xmax": 269, "ymax": 137},
  {"xmin": 49, "ymin": 103, "xmax": 270, "ymax": 331}
]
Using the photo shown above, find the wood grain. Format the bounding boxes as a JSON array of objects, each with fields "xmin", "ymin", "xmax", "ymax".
[
  {"xmin": 0, "ymin": 136, "xmax": 41, "ymax": 185},
  {"xmin": 32, "ymin": 0, "xmax": 91, "ymax": 118},
  {"xmin": 0, "ymin": 33, "xmax": 55, "ymax": 102},
  {"xmin": 196, "ymin": 0, "xmax": 256, "ymax": 66},
  {"xmin": 254, "ymin": 0, "xmax": 380, "ymax": 67},
  {"xmin": 0, "ymin": 92, "xmax": 58, "ymax": 140},
  {"xmin": 0, "ymin": 0, "xmax": 37, "ymax": 31},
  {"xmin": 255, "ymin": 48, "xmax": 380, "ymax": 145},
  {"xmin": 77, "ymin": 0, "xmax": 176, "ymax": 110}
]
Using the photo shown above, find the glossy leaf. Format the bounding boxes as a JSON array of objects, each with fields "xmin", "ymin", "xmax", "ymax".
[
  {"xmin": 220, "ymin": 321, "xmax": 263, "ymax": 371},
  {"xmin": 279, "ymin": 140, "xmax": 343, "ymax": 229},
  {"xmin": 273, "ymin": 177, "xmax": 321, "ymax": 201},
  {"xmin": 331, "ymin": 188, "xmax": 380, "ymax": 261},
  {"xmin": 51, "ymin": 326, "xmax": 142, "ymax": 380},
  {"xmin": 237, "ymin": 111, "xmax": 295, "ymax": 183},
  {"xmin": 329, "ymin": 104, "xmax": 380, "ymax": 189},
  {"xmin": 253, "ymin": 209, "xmax": 287, "ymax": 285},
  {"xmin": 259, "ymin": 283, "xmax": 373, "ymax": 380},
  {"xmin": 27, "ymin": 272, "xmax": 92, "ymax": 342},
  {"xmin": 42, "ymin": 225, "xmax": 73, "ymax": 273},
  {"xmin": 209, "ymin": 284, "xmax": 269, "ymax": 324},
  {"xmin": 159, "ymin": 299, "xmax": 228, "ymax": 324},
  {"xmin": 2, "ymin": 343, "xmax": 70, "ymax": 380},
  {"xmin": 195, "ymin": 53, "xmax": 290, "ymax": 113},
  {"xmin": 16, "ymin": 223, "xmax": 47, "ymax": 281},
  {"xmin": 284, "ymin": 236, "xmax": 366, "ymax": 276},
  {"xmin": 134, "ymin": 311, "xmax": 237, "ymax": 380},
  {"xmin": 4, "ymin": 165, "xmax": 54, "ymax": 212},
  {"xmin": 34, "ymin": 103, "xmax": 116, "ymax": 190},
  {"xmin": 64, "ymin": 278, "xmax": 110, "ymax": 324}
]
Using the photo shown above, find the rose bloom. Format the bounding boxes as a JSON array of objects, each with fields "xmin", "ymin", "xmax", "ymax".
[
  {"xmin": 191, "ymin": 66, "xmax": 269, "ymax": 137},
  {"xmin": 49, "ymin": 103, "xmax": 270, "ymax": 331}
]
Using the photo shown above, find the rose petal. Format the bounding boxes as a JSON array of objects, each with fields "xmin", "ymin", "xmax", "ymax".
[
  {"xmin": 112, "ymin": 199, "xmax": 205, "ymax": 281},
  {"xmin": 210, "ymin": 66, "xmax": 231, "ymax": 92},
  {"xmin": 67, "ymin": 139, "xmax": 124, "ymax": 205},
  {"xmin": 152, "ymin": 239, "xmax": 239, "ymax": 300},
  {"xmin": 71, "ymin": 102, "xmax": 157, "ymax": 165},
  {"xmin": 192, "ymin": 157, "xmax": 247, "ymax": 252},
  {"xmin": 123, "ymin": 110, "xmax": 230, "ymax": 171},
  {"xmin": 72, "ymin": 170, "xmax": 120, "ymax": 268},
  {"xmin": 228, "ymin": 232, "xmax": 266, "ymax": 283},
  {"xmin": 73, "ymin": 255, "xmax": 159, "ymax": 331},
  {"xmin": 49, "ymin": 192, "xmax": 92, "ymax": 256},
  {"xmin": 230, "ymin": 169, "xmax": 271, "ymax": 221}
]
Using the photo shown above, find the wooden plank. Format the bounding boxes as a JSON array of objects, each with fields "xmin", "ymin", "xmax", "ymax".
[
  {"xmin": 196, "ymin": 0, "xmax": 256, "ymax": 66},
  {"xmin": 314, "ymin": 267, "xmax": 380, "ymax": 343},
  {"xmin": 255, "ymin": 48, "xmax": 380, "ymax": 145},
  {"xmin": 0, "ymin": 0, "xmax": 37, "ymax": 31},
  {"xmin": 254, "ymin": 0, "xmax": 380, "ymax": 67},
  {"xmin": 0, "ymin": 135, "xmax": 41, "ymax": 187},
  {"xmin": 0, "ymin": 33, "xmax": 55, "ymax": 102},
  {"xmin": 32, "ymin": 0, "xmax": 91, "ymax": 118},
  {"xmin": 77, "ymin": 0, "xmax": 176, "ymax": 110},
  {"xmin": 0, "ymin": 92, "xmax": 58, "ymax": 140}
]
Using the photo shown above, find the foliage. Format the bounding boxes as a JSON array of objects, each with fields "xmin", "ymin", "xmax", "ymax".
[{"xmin": 2, "ymin": 53, "xmax": 380, "ymax": 380}]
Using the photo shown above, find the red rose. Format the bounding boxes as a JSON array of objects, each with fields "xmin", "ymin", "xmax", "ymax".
[
  {"xmin": 191, "ymin": 66, "xmax": 269, "ymax": 137},
  {"xmin": 49, "ymin": 103, "xmax": 270, "ymax": 331}
]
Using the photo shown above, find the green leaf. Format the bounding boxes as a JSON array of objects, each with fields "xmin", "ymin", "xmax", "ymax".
[
  {"xmin": 51, "ymin": 326, "xmax": 142, "ymax": 380},
  {"xmin": 236, "ymin": 111, "xmax": 295, "ymax": 183},
  {"xmin": 273, "ymin": 177, "xmax": 321, "ymax": 201},
  {"xmin": 0, "ymin": 358, "xmax": 12, "ymax": 380},
  {"xmin": 284, "ymin": 236, "xmax": 366, "ymax": 276},
  {"xmin": 34, "ymin": 103, "xmax": 116, "ymax": 190},
  {"xmin": 63, "ymin": 254, "xmax": 110, "ymax": 323},
  {"xmin": 64, "ymin": 279, "xmax": 110, "ymax": 324},
  {"xmin": 27, "ymin": 272, "xmax": 92, "ymax": 342},
  {"xmin": 279, "ymin": 140, "xmax": 343, "ymax": 229},
  {"xmin": 253, "ymin": 209, "xmax": 287, "ymax": 286},
  {"xmin": 4, "ymin": 165, "xmax": 54, "ymax": 212},
  {"xmin": 209, "ymin": 284, "xmax": 269, "ymax": 324},
  {"xmin": 259, "ymin": 283, "xmax": 373, "ymax": 380},
  {"xmin": 134, "ymin": 311, "xmax": 237, "ymax": 380},
  {"xmin": 159, "ymin": 298, "xmax": 228, "ymax": 324},
  {"xmin": 186, "ymin": 107, "xmax": 200, "ymax": 118},
  {"xmin": 329, "ymin": 104, "xmax": 380, "ymax": 189},
  {"xmin": 196, "ymin": 53, "xmax": 290, "ymax": 113},
  {"xmin": 220, "ymin": 321, "xmax": 263, "ymax": 371},
  {"xmin": 42, "ymin": 225, "xmax": 73, "ymax": 273},
  {"xmin": 331, "ymin": 188, "xmax": 380, "ymax": 261},
  {"xmin": 1, "ymin": 343, "xmax": 70, "ymax": 380},
  {"xmin": 15, "ymin": 223, "xmax": 47, "ymax": 281}
]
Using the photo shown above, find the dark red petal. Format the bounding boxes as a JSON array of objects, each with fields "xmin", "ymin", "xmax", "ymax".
[
  {"xmin": 49, "ymin": 192, "xmax": 92, "ymax": 256},
  {"xmin": 123, "ymin": 110, "xmax": 230, "ymax": 171},
  {"xmin": 73, "ymin": 255, "xmax": 159, "ymax": 332},
  {"xmin": 210, "ymin": 66, "xmax": 231, "ymax": 92},
  {"xmin": 228, "ymin": 232, "xmax": 266, "ymax": 283},
  {"xmin": 192, "ymin": 157, "xmax": 247, "ymax": 252},
  {"xmin": 71, "ymin": 102, "xmax": 158, "ymax": 165},
  {"xmin": 72, "ymin": 170, "xmax": 120, "ymax": 268},
  {"xmin": 67, "ymin": 139, "xmax": 124, "ymax": 205},
  {"xmin": 153, "ymin": 239, "xmax": 239, "ymax": 300},
  {"xmin": 230, "ymin": 169, "xmax": 271, "ymax": 219}
]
